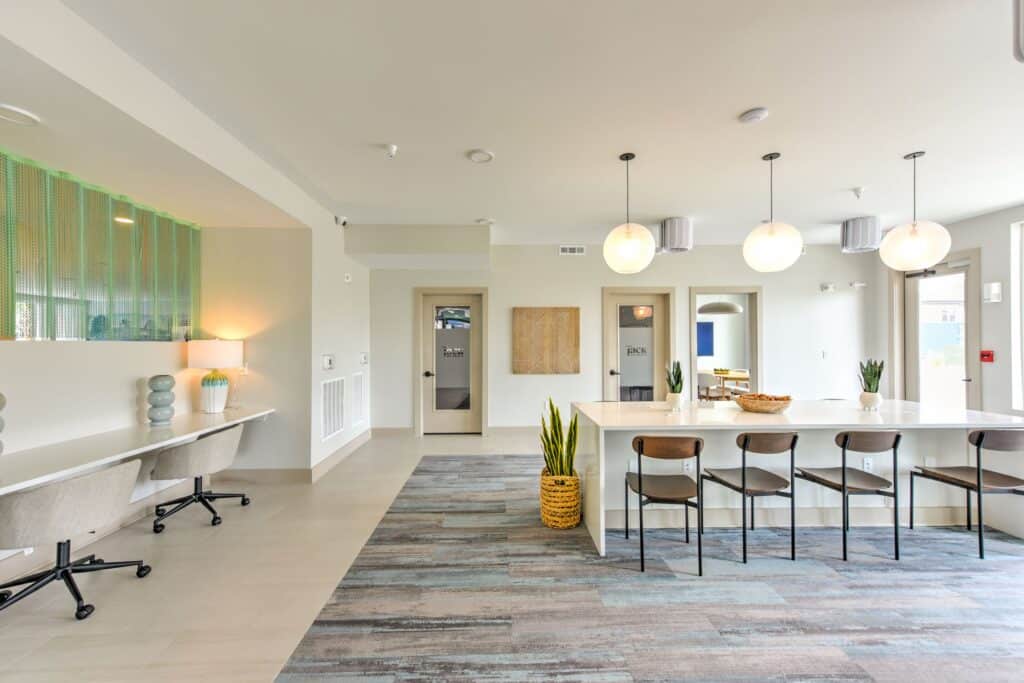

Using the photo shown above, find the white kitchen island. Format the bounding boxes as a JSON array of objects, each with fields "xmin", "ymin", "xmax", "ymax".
[{"xmin": 572, "ymin": 399, "xmax": 1024, "ymax": 555}]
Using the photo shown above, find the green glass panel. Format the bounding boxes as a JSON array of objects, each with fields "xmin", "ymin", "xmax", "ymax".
[
  {"xmin": 137, "ymin": 209, "xmax": 157, "ymax": 340},
  {"xmin": 155, "ymin": 215, "xmax": 175, "ymax": 340},
  {"xmin": 83, "ymin": 188, "xmax": 111, "ymax": 340},
  {"xmin": 175, "ymin": 222, "xmax": 192, "ymax": 340},
  {"xmin": 50, "ymin": 175, "xmax": 84, "ymax": 340},
  {"xmin": 0, "ymin": 155, "xmax": 14, "ymax": 339},
  {"xmin": 13, "ymin": 163, "xmax": 47, "ymax": 340}
]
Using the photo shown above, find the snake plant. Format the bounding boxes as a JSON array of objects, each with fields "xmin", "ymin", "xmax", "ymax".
[
  {"xmin": 540, "ymin": 398, "xmax": 578, "ymax": 476},
  {"xmin": 666, "ymin": 360, "xmax": 684, "ymax": 393},
  {"xmin": 858, "ymin": 359, "xmax": 885, "ymax": 393}
]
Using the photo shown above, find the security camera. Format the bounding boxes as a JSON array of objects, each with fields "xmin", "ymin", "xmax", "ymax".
[{"xmin": 335, "ymin": 216, "xmax": 348, "ymax": 228}]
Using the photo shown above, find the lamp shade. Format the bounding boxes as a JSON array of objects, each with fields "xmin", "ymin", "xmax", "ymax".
[
  {"xmin": 742, "ymin": 221, "xmax": 803, "ymax": 273},
  {"xmin": 187, "ymin": 339, "xmax": 243, "ymax": 370},
  {"xmin": 878, "ymin": 220, "xmax": 951, "ymax": 271},
  {"xmin": 698, "ymin": 301, "xmax": 744, "ymax": 315},
  {"xmin": 603, "ymin": 222, "xmax": 656, "ymax": 274}
]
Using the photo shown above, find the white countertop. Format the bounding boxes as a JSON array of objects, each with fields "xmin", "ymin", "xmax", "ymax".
[
  {"xmin": 572, "ymin": 399, "xmax": 1024, "ymax": 431},
  {"xmin": 0, "ymin": 407, "xmax": 275, "ymax": 497}
]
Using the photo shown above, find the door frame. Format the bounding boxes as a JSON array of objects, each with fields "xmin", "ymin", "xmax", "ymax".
[
  {"xmin": 688, "ymin": 286, "xmax": 764, "ymax": 400},
  {"xmin": 601, "ymin": 286, "xmax": 676, "ymax": 401},
  {"xmin": 901, "ymin": 248, "xmax": 982, "ymax": 409},
  {"xmin": 413, "ymin": 287, "xmax": 489, "ymax": 436}
]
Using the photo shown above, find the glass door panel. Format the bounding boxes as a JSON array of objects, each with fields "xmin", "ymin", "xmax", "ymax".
[
  {"xmin": 618, "ymin": 304, "xmax": 654, "ymax": 401},
  {"xmin": 434, "ymin": 305, "xmax": 471, "ymax": 410},
  {"xmin": 915, "ymin": 272, "xmax": 967, "ymax": 411}
]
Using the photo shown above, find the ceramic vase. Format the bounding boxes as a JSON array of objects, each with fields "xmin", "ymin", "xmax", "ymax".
[
  {"xmin": 666, "ymin": 392, "xmax": 684, "ymax": 412},
  {"xmin": 859, "ymin": 391, "xmax": 883, "ymax": 412},
  {"xmin": 147, "ymin": 375, "xmax": 176, "ymax": 425},
  {"xmin": 200, "ymin": 370, "xmax": 230, "ymax": 413}
]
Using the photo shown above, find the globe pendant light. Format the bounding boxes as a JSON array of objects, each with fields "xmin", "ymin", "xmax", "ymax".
[
  {"xmin": 603, "ymin": 152, "xmax": 656, "ymax": 274},
  {"xmin": 742, "ymin": 152, "xmax": 803, "ymax": 273},
  {"xmin": 879, "ymin": 151, "xmax": 951, "ymax": 271}
]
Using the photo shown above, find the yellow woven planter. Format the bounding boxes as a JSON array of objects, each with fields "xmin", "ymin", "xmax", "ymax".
[{"xmin": 539, "ymin": 469, "xmax": 581, "ymax": 529}]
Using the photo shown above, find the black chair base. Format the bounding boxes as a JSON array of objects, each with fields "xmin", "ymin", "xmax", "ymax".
[
  {"xmin": 0, "ymin": 540, "xmax": 150, "ymax": 620},
  {"xmin": 153, "ymin": 476, "xmax": 250, "ymax": 533}
]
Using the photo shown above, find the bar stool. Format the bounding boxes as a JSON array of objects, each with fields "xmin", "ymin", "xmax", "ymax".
[
  {"xmin": 151, "ymin": 425, "xmax": 249, "ymax": 533},
  {"xmin": 796, "ymin": 431, "xmax": 901, "ymax": 561},
  {"xmin": 910, "ymin": 429, "xmax": 1024, "ymax": 559},
  {"xmin": 624, "ymin": 435, "xmax": 703, "ymax": 575},
  {"xmin": 701, "ymin": 432, "xmax": 798, "ymax": 562},
  {"xmin": 0, "ymin": 460, "xmax": 151, "ymax": 620}
]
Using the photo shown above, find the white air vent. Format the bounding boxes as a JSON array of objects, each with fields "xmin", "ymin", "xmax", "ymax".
[
  {"xmin": 659, "ymin": 217, "xmax": 694, "ymax": 253},
  {"xmin": 559, "ymin": 245, "xmax": 586, "ymax": 256},
  {"xmin": 840, "ymin": 216, "xmax": 881, "ymax": 254},
  {"xmin": 352, "ymin": 372, "xmax": 365, "ymax": 425},
  {"xmin": 321, "ymin": 377, "xmax": 344, "ymax": 441}
]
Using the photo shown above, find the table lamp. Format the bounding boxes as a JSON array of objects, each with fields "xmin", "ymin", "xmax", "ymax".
[{"xmin": 188, "ymin": 339, "xmax": 244, "ymax": 413}]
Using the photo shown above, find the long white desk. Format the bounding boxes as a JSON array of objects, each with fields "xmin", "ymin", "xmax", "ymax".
[
  {"xmin": 572, "ymin": 399, "xmax": 1024, "ymax": 555},
  {"xmin": 0, "ymin": 407, "xmax": 275, "ymax": 497}
]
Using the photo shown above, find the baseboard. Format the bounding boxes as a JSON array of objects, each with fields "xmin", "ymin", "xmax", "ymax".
[
  {"xmin": 370, "ymin": 427, "xmax": 413, "ymax": 436},
  {"xmin": 0, "ymin": 476, "xmax": 196, "ymax": 584},
  {"xmin": 606, "ymin": 505, "xmax": 967, "ymax": 530},
  {"xmin": 214, "ymin": 468, "xmax": 310, "ymax": 484},
  {"xmin": 310, "ymin": 428, "xmax": 372, "ymax": 483}
]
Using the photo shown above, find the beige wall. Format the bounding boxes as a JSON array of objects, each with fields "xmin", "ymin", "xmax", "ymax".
[
  {"xmin": 371, "ymin": 244, "xmax": 881, "ymax": 428},
  {"xmin": 200, "ymin": 227, "xmax": 313, "ymax": 470}
]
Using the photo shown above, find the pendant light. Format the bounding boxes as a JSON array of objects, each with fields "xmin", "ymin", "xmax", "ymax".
[
  {"xmin": 697, "ymin": 301, "xmax": 744, "ymax": 315},
  {"xmin": 603, "ymin": 153, "xmax": 656, "ymax": 274},
  {"xmin": 879, "ymin": 151, "xmax": 951, "ymax": 271},
  {"xmin": 742, "ymin": 153, "xmax": 803, "ymax": 273}
]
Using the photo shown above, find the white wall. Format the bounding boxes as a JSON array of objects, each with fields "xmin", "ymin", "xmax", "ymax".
[
  {"xmin": 371, "ymin": 244, "xmax": 881, "ymax": 428},
  {"xmin": 946, "ymin": 204, "xmax": 1024, "ymax": 537},
  {"xmin": 200, "ymin": 227, "xmax": 313, "ymax": 470},
  {"xmin": 309, "ymin": 227, "xmax": 371, "ymax": 468}
]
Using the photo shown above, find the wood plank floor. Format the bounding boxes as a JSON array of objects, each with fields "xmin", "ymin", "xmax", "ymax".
[{"xmin": 279, "ymin": 454, "xmax": 1024, "ymax": 682}]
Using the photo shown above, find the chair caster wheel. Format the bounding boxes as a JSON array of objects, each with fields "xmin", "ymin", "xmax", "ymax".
[
  {"xmin": 211, "ymin": 516, "xmax": 222, "ymax": 526},
  {"xmin": 153, "ymin": 523, "xmax": 165, "ymax": 534},
  {"xmin": 241, "ymin": 497, "xmax": 251, "ymax": 506},
  {"xmin": 0, "ymin": 590, "xmax": 11, "ymax": 604},
  {"xmin": 155, "ymin": 508, "xmax": 165, "ymax": 516},
  {"xmin": 136, "ymin": 564, "xmax": 152, "ymax": 578},
  {"xmin": 75, "ymin": 604, "xmax": 95, "ymax": 620}
]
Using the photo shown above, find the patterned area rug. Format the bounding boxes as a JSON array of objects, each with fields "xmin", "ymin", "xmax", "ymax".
[{"xmin": 279, "ymin": 454, "xmax": 1024, "ymax": 681}]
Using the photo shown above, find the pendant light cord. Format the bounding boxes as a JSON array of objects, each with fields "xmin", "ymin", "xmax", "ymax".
[
  {"xmin": 625, "ymin": 157, "xmax": 631, "ymax": 225},
  {"xmin": 912, "ymin": 155, "xmax": 917, "ymax": 223},
  {"xmin": 769, "ymin": 156, "xmax": 774, "ymax": 223}
]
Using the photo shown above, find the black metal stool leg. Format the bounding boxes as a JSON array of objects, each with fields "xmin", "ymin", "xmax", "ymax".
[
  {"xmin": 750, "ymin": 496, "xmax": 755, "ymax": 530},
  {"xmin": 909, "ymin": 472, "xmax": 915, "ymax": 529},
  {"xmin": 624, "ymin": 477, "xmax": 629, "ymax": 539},
  {"xmin": 966, "ymin": 490, "xmax": 972, "ymax": 530},
  {"xmin": 685, "ymin": 504, "xmax": 690, "ymax": 544},
  {"xmin": 741, "ymin": 493, "xmax": 748, "ymax": 563}
]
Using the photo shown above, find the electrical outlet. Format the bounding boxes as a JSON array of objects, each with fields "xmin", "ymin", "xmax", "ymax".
[
  {"xmin": 862, "ymin": 457, "xmax": 874, "ymax": 473},
  {"xmin": 360, "ymin": 352, "xmax": 369, "ymax": 365},
  {"xmin": 683, "ymin": 460, "xmax": 694, "ymax": 473},
  {"xmin": 321, "ymin": 354, "xmax": 336, "ymax": 371}
]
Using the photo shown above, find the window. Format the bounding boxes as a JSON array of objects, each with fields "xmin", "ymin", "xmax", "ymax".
[{"xmin": 0, "ymin": 149, "xmax": 200, "ymax": 341}]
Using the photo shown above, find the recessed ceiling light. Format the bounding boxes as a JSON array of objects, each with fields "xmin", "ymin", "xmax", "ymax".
[
  {"xmin": 738, "ymin": 107, "xmax": 769, "ymax": 124},
  {"xmin": 475, "ymin": 217, "xmax": 496, "ymax": 225},
  {"xmin": 466, "ymin": 148, "xmax": 495, "ymax": 164},
  {"xmin": 114, "ymin": 216, "xmax": 134, "ymax": 225},
  {"xmin": 0, "ymin": 103, "xmax": 42, "ymax": 126}
]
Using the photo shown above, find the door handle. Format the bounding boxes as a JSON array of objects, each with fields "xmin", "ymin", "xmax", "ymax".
[
  {"xmin": 609, "ymin": 369, "xmax": 621, "ymax": 376},
  {"xmin": 961, "ymin": 378, "xmax": 973, "ymax": 382},
  {"xmin": 423, "ymin": 370, "xmax": 435, "ymax": 378}
]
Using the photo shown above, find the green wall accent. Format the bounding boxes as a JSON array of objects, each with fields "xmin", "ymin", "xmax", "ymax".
[{"xmin": 0, "ymin": 148, "xmax": 200, "ymax": 341}]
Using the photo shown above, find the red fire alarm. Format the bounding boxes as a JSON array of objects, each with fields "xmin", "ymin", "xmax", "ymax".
[{"xmin": 981, "ymin": 350, "xmax": 994, "ymax": 363}]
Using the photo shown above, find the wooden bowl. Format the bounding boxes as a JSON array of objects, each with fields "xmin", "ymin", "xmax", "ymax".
[{"xmin": 735, "ymin": 395, "xmax": 791, "ymax": 414}]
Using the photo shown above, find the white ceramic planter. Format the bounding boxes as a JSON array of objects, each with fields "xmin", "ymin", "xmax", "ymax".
[
  {"xmin": 666, "ymin": 392, "xmax": 684, "ymax": 412},
  {"xmin": 859, "ymin": 391, "xmax": 883, "ymax": 411}
]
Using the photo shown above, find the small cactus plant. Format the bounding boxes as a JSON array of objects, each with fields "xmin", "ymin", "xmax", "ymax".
[
  {"xmin": 859, "ymin": 359, "xmax": 884, "ymax": 393},
  {"xmin": 666, "ymin": 360, "xmax": 684, "ymax": 394}
]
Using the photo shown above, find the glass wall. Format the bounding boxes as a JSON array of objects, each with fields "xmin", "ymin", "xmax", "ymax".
[{"xmin": 0, "ymin": 149, "xmax": 200, "ymax": 341}]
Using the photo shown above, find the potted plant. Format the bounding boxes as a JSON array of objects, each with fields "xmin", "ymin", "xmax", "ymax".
[
  {"xmin": 666, "ymin": 360, "xmax": 684, "ymax": 412},
  {"xmin": 539, "ymin": 398, "xmax": 580, "ymax": 529},
  {"xmin": 858, "ymin": 359, "xmax": 885, "ymax": 411}
]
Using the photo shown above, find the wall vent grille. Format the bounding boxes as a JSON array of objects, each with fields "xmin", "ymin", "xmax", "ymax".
[
  {"xmin": 559, "ymin": 245, "xmax": 586, "ymax": 256},
  {"xmin": 352, "ymin": 372, "xmax": 365, "ymax": 425},
  {"xmin": 321, "ymin": 377, "xmax": 345, "ymax": 441}
]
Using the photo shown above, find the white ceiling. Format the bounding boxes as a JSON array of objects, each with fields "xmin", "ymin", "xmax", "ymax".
[
  {"xmin": 59, "ymin": 0, "xmax": 1024, "ymax": 244},
  {"xmin": 0, "ymin": 37, "xmax": 301, "ymax": 229}
]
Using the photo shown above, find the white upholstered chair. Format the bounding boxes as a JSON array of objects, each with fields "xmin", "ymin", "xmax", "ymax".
[
  {"xmin": 151, "ymin": 425, "xmax": 250, "ymax": 533},
  {"xmin": 0, "ymin": 459, "xmax": 151, "ymax": 620},
  {"xmin": 697, "ymin": 372, "xmax": 731, "ymax": 400}
]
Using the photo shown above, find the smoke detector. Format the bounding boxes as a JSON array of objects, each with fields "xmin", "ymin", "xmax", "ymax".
[
  {"xmin": 466, "ymin": 148, "xmax": 495, "ymax": 164},
  {"xmin": 840, "ymin": 216, "xmax": 881, "ymax": 254},
  {"xmin": 659, "ymin": 217, "xmax": 694, "ymax": 253},
  {"xmin": 738, "ymin": 107, "xmax": 769, "ymax": 124}
]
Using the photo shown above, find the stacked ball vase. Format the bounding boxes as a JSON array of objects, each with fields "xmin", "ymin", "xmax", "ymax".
[{"xmin": 147, "ymin": 375, "xmax": 176, "ymax": 426}]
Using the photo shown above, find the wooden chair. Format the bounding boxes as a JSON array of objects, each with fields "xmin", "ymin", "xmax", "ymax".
[
  {"xmin": 796, "ymin": 431, "xmax": 901, "ymax": 561},
  {"xmin": 697, "ymin": 373, "xmax": 730, "ymax": 400},
  {"xmin": 625, "ymin": 435, "xmax": 703, "ymax": 575},
  {"xmin": 701, "ymin": 432, "xmax": 798, "ymax": 562},
  {"xmin": 910, "ymin": 429, "xmax": 1024, "ymax": 559}
]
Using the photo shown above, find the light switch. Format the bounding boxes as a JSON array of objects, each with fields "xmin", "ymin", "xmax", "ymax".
[
  {"xmin": 322, "ymin": 354, "xmax": 336, "ymax": 371},
  {"xmin": 360, "ymin": 352, "xmax": 369, "ymax": 365}
]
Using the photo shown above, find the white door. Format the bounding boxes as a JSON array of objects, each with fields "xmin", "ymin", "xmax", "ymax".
[
  {"xmin": 421, "ymin": 294, "xmax": 482, "ymax": 433},
  {"xmin": 904, "ymin": 254, "xmax": 981, "ymax": 410},
  {"xmin": 603, "ymin": 293, "xmax": 669, "ymax": 401}
]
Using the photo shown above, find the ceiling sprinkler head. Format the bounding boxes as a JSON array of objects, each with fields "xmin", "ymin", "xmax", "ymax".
[
  {"xmin": 852, "ymin": 186, "xmax": 866, "ymax": 199},
  {"xmin": 385, "ymin": 143, "xmax": 398, "ymax": 159}
]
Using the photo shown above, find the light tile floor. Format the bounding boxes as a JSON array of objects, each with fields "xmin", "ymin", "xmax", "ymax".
[{"xmin": 0, "ymin": 428, "xmax": 539, "ymax": 682}]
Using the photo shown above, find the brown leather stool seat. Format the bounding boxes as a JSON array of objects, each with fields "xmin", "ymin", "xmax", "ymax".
[
  {"xmin": 704, "ymin": 467, "xmax": 790, "ymax": 495},
  {"xmin": 626, "ymin": 472, "xmax": 697, "ymax": 503},
  {"xmin": 915, "ymin": 465, "xmax": 1024, "ymax": 491},
  {"xmin": 796, "ymin": 467, "xmax": 892, "ymax": 493}
]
